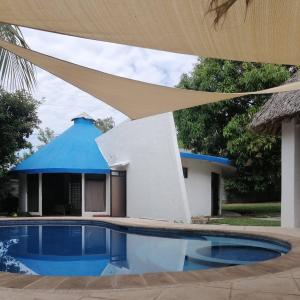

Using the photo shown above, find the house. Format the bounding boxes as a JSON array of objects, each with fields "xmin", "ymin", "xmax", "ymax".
[
  {"xmin": 251, "ymin": 72, "xmax": 300, "ymax": 228},
  {"xmin": 14, "ymin": 112, "xmax": 233, "ymax": 223}
]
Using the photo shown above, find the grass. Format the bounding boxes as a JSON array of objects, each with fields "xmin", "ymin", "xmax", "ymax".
[
  {"xmin": 206, "ymin": 202, "xmax": 281, "ymax": 226},
  {"xmin": 208, "ymin": 216, "xmax": 280, "ymax": 227},
  {"xmin": 222, "ymin": 202, "xmax": 280, "ymax": 217}
]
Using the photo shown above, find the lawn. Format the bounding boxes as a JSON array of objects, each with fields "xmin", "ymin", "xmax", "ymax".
[
  {"xmin": 221, "ymin": 202, "xmax": 280, "ymax": 217},
  {"xmin": 207, "ymin": 202, "xmax": 281, "ymax": 226},
  {"xmin": 208, "ymin": 217, "xmax": 280, "ymax": 226}
]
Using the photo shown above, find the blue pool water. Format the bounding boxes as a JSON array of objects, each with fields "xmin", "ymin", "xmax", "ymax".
[{"xmin": 0, "ymin": 221, "xmax": 289, "ymax": 276}]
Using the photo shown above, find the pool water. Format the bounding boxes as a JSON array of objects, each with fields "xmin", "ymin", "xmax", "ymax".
[{"xmin": 0, "ymin": 222, "xmax": 289, "ymax": 276}]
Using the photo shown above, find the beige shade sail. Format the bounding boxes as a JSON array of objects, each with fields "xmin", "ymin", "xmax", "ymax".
[
  {"xmin": 1, "ymin": 0, "xmax": 300, "ymax": 65},
  {"xmin": 2, "ymin": 40, "xmax": 300, "ymax": 120}
]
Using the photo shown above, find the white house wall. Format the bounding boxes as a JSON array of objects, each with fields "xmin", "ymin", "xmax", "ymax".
[
  {"xmin": 181, "ymin": 158, "xmax": 223, "ymax": 217},
  {"xmin": 97, "ymin": 113, "xmax": 191, "ymax": 223}
]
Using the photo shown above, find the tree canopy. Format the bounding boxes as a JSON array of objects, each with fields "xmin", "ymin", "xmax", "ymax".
[
  {"xmin": 0, "ymin": 89, "xmax": 39, "ymax": 176},
  {"xmin": 95, "ymin": 117, "xmax": 115, "ymax": 133},
  {"xmin": 174, "ymin": 58, "xmax": 293, "ymax": 196},
  {"xmin": 37, "ymin": 127, "xmax": 55, "ymax": 149}
]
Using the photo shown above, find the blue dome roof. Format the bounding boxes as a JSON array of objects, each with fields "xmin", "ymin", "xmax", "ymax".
[{"xmin": 14, "ymin": 116, "xmax": 110, "ymax": 174}]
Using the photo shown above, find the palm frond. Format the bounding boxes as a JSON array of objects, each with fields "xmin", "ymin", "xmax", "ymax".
[{"xmin": 0, "ymin": 24, "xmax": 36, "ymax": 91}]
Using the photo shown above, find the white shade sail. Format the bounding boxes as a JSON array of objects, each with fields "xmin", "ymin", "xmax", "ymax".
[
  {"xmin": 1, "ymin": 0, "xmax": 300, "ymax": 65},
  {"xmin": 2, "ymin": 40, "xmax": 300, "ymax": 120}
]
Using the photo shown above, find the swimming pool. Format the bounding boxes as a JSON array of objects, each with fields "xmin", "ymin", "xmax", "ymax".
[{"xmin": 0, "ymin": 221, "xmax": 289, "ymax": 276}]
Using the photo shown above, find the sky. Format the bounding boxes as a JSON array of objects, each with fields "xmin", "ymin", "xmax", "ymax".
[{"xmin": 20, "ymin": 28, "xmax": 197, "ymax": 146}]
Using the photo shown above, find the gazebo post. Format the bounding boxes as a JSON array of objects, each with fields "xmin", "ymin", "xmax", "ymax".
[
  {"xmin": 38, "ymin": 173, "xmax": 43, "ymax": 216},
  {"xmin": 81, "ymin": 173, "xmax": 85, "ymax": 216},
  {"xmin": 281, "ymin": 119, "xmax": 300, "ymax": 227}
]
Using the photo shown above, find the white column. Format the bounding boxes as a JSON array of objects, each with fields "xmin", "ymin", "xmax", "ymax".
[
  {"xmin": 38, "ymin": 173, "xmax": 43, "ymax": 216},
  {"xmin": 281, "ymin": 119, "xmax": 300, "ymax": 228},
  {"xmin": 106, "ymin": 173, "xmax": 110, "ymax": 215},
  {"xmin": 19, "ymin": 173, "xmax": 27, "ymax": 212},
  {"xmin": 81, "ymin": 173, "xmax": 85, "ymax": 216}
]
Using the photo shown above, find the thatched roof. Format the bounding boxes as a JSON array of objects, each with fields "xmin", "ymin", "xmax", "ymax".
[{"xmin": 251, "ymin": 72, "xmax": 300, "ymax": 135}]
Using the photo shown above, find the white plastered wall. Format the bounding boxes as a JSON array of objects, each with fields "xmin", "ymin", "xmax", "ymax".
[
  {"xmin": 97, "ymin": 113, "xmax": 191, "ymax": 223},
  {"xmin": 181, "ymin": 158, "xmax": 224, "ymax": 217},
  {"xmin": 281, "ymin": 118, "xmax": 300, "ymax": 228}
]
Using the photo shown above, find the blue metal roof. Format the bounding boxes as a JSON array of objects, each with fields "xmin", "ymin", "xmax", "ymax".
[
  {"xmin": 180, "ymin": 150, "xmax": 232, "ymax": 166},
  {"xmin": 14, "ymin": 117, "xmax": 110, "ymax": 174}
]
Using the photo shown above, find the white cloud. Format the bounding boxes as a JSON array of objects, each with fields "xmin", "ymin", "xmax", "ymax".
[{"xmin": 20, "ymin": 28, "xmax": 197, "ymax": 145}]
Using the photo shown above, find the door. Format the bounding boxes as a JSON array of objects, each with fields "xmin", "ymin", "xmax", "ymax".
[
  {"xmin": 85, "ymin": 174, "xmax": 106, "ymax": 212},
  {"xmin": 211, "ymin": 173, "xmax": 220, "ymax": 216},
  {"xmin": 111, "ymin": 171, "xmax": 126, "ymax": 217}
]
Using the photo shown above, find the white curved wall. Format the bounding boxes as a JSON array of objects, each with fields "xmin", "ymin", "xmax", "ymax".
[{"xmin": 97, "ymin": 113, "xmax": 191, "ymax": 223}]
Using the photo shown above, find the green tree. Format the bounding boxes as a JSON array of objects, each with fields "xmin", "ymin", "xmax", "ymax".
[
  {"xmin": 0, "ymin": 89, "xmax": 39, "ymax": 176},
  {"xmin": 174, "ymin": 58, "xmax": 292, "ymax": 195},
  {"xmin": 95, "ymin": 117, "xmax": 115, "ymax": 133},
  {"xmin": 223, "ymin": 106, "xmax": 281, "ymax": 194},
  {"xmin": 37, "ymin": 127, "xmax": 55, "ymax": 149},
  {"xmin": 17, "ymin": 145, "xmax": 34, "ymax": 163},
  {"xmin": 17, "ymin": 127, "xmax": 55, "ymax": 162},
  {"xmin": 0, "ymin": 24, "xmax": 36, "ymax": 91}
]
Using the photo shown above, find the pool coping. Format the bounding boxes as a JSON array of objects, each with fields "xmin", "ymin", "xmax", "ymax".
[{"xmin": 0, "ymin": 217, "xmax": 299, "ymax": 291}]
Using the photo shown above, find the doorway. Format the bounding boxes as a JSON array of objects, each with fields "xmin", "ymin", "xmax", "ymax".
[
  {"xmin": 110, "ymin": 171, "xmax": 126, "ymax": 217},
  {"xmin": 211, "ymin": 172, "xmax": 220, "ymax": 216},
  {"xmin": 42, "ymin": 173, "xmax": 82, "ymax": 216}
]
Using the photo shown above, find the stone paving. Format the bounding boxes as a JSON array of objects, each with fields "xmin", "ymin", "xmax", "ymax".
[{"xmin": 0, "ymin": 217, "xmax": 300, "ymax": 299}]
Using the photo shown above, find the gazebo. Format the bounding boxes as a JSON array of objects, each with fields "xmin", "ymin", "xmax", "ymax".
[
  {"xmin": 251, "ymin": 72, "xmax": 300, "ymax": 228},
  {"xmin": 14, "ymin": 113, "xmax": 111, "ymax": 217}
]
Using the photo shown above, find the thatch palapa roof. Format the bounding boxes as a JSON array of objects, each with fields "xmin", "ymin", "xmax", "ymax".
[{"xmin": 251, "ymin": 72, "xmax": 300, "ymax": 135}]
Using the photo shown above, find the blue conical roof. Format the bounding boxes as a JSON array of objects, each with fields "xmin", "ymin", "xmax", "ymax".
[{"xmin": 14, "ymin": 114, "xmax": 110, "ymax": 174}]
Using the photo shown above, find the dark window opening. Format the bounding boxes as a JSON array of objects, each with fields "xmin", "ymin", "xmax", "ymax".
[
  {"xmin": 27, "ymin": 174, "xmax": 39, "ymax": 212},
  {"xmin": 183, "ymin": 167, "xmax": 188, "ymax": 178}
]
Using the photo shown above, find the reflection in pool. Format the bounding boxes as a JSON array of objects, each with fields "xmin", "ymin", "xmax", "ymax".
[{"xmin": 0, "ymin": 222, "xmax": 289, "ymax": 276}]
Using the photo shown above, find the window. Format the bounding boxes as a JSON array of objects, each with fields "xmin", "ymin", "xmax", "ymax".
[{"xmin": 183, "ymin": 167, "xmax": 188, "ymax": 178}]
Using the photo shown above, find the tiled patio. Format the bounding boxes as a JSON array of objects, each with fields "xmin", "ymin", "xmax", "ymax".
[{"xmin": 0, "ymin": 217, "xmax": 300, "ymax": 299}]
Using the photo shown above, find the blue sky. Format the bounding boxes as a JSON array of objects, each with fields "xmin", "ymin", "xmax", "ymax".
[{"xmin": 21, "ymin": 28, "xmax": 197, "ymax": 145}]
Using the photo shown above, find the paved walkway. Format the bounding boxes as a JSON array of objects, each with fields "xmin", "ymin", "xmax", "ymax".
[{"xmin": 0, "ymin": 217, "xmax": 300, "ymax": 299}]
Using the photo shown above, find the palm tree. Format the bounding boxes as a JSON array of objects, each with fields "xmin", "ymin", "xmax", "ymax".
[
  {"xmin": 0, "ymin": 24, "xmax": 36, "ymax": 91},
  {"xmin": 208, "ymin": 0, "xmax": 252, "ymax": 26}
]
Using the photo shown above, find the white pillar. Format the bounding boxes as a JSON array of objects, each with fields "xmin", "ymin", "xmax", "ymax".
[
  {"xmin": 18, "ymin": 173, "xmax": 27, "ymax": 212},
  {"xmin": 38, "ymin": 173, "xmax": 43, "ymax": 216},
  {"xmin": 281, "ymin": 119, "xmax": 300, "ymax": 228},
  {"xmin": 81, "ymin": 173, "xmax": 85, "ymax": 216},
  {"xmin": 106, "ymin": 173, "xmax": 110, "ymax": 215}
]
